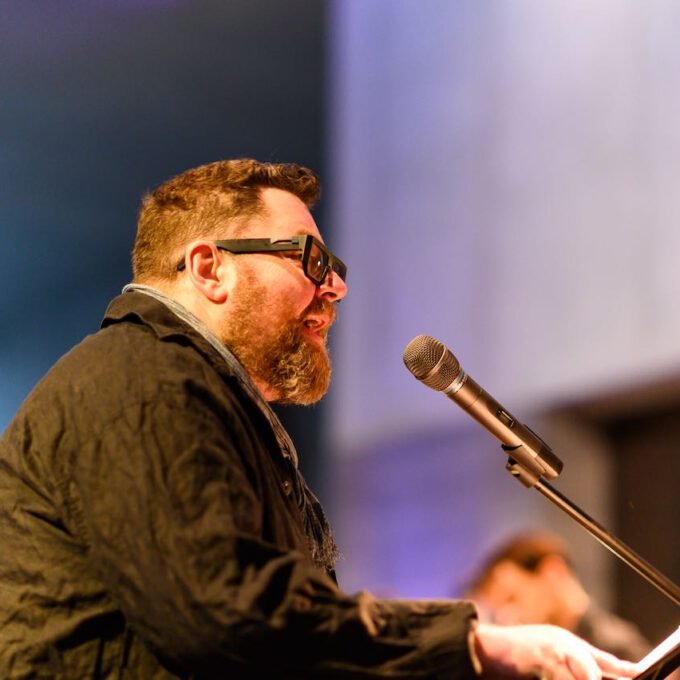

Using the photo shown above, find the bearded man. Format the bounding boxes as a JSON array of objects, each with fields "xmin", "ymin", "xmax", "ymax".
[{"xmin": 0, "ymin": 160, "xmax": 639, "ymax": 680}]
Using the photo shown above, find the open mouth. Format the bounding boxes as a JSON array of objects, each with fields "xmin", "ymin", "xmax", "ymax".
[
  {"xmin": 299, "ymin": 299, "xmax": 335, "ymax": 345},
  {"xmin": 302, "ymin": 318, "xmax": 327, "ymax": 343}
]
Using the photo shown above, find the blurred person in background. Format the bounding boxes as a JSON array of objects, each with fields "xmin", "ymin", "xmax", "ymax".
[{"xmin": 466, "ymin": 532, "xmax": 651, "ymax": 661}]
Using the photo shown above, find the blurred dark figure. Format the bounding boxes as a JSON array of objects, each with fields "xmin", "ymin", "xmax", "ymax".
[{"xmin": 466, "ymin": 532, "xmax": 651, "ymax": 661}]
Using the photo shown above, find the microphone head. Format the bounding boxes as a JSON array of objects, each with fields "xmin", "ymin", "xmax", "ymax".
[{"xmin": 402, "ymin": 335, "xmax": 462, "ymax": 392}]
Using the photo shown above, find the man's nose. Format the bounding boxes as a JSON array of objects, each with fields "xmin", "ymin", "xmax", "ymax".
[{"xmin": 316, "ymin": 269, "xmax": 347, "ymax": 302}]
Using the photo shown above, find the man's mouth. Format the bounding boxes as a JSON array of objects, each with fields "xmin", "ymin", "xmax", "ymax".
[
  {"xmin": 302, "ymin": 317, "xmax": 329, "ymax": 343},
  {"xmin": 299, "ymin": 299, "xmax": 336, "ymax": 344}
]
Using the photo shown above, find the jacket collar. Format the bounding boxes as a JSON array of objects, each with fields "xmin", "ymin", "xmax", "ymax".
[{"xmin": 102, "ymin": 286, "xmax": 300, "ymax": 468}]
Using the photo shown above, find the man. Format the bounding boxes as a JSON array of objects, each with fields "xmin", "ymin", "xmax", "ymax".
[
  {"xmin": 466, "ymin": 532, "xmax": 651, "ymax": 661},
  {"xmin": 0, "ymin": 159, "xmax": 639, "ymax": 678}
]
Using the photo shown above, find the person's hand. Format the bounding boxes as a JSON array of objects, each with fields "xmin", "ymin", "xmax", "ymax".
[{"xmin": 473, "ymin": 622, "xmax": 639, "ymax": 680}]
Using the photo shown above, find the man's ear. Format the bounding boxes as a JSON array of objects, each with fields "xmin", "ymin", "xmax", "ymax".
[{"xmin": 184, "ymin": 241, "xmax": 234, "ymax": 303}]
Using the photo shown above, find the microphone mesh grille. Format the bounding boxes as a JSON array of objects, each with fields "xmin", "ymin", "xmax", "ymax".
[{"xmin": 402, "ymin": 335, "xmax": 461, "ymax": 391}]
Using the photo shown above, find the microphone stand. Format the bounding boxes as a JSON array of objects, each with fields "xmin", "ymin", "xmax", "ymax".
[{"xmin": 505, "ymin": 457, "xmax": 680, "ymax": 608}]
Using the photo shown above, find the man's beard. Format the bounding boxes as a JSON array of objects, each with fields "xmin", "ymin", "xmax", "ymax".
[{"xmin": 221, "ymin": 276, "xmax": 336, "ymax": 405}]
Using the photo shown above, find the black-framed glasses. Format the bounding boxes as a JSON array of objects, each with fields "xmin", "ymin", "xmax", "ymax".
[{"xmin": 177, "ymin": 235, "xmax": 347, "ymax": 286}]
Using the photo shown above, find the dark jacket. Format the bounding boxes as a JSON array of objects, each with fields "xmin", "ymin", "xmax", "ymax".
[{"xmin": 0, "ymin": 291, "xmax": 477, "ymax": 679}]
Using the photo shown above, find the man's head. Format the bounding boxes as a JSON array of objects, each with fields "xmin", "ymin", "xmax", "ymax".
[
  {"xmin": 132, "ymin": 159, "xmax": 347, "ymax": 405},
  {"xmin": 466, "ymin": 533, "xmax": 589, "ymax": 630},
  {"xmin": 133, "ymin": 158, "xmax": 322, "ymax": 282}
]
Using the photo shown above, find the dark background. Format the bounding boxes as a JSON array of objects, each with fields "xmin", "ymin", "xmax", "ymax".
[{"xmin": 0, "ymin": 0, "xmax": 328, "ymax": 488}]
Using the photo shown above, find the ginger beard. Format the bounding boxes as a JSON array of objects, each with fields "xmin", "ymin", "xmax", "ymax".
[{"xmin": 221, "ymin": 268, "xmax": 336, "ymax": 405}]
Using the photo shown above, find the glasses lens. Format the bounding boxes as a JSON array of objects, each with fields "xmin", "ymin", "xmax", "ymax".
[
  {"xmin": 330, "ymin": 260, "xmax": 347, "ymax": 281},
  {"xmin": 307, "ymin": 241, "xmax": 328, "ymax": 284}
]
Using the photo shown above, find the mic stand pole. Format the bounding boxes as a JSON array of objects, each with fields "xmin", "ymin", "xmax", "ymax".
[{"xmin": 506, "ymin": 459, "xmax": 680, "ymax": 608}]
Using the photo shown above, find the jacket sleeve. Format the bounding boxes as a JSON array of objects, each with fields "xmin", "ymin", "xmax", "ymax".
[{"xmin": 66, "ymin": 379, "xmax": 479, "ymax": 679}]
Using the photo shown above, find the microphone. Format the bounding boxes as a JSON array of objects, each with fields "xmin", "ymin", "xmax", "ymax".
[{"xmin": 402, "ymin": 334, "xmax": 563, "ymax": 486}]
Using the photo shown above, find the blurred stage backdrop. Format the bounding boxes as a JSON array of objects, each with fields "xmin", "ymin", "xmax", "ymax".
[{"xmin": 2, "ymin": 0, "xmax": 679, "ymax": 645}]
